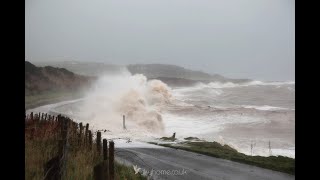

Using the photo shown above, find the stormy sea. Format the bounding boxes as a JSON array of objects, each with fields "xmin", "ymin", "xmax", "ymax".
[{"xmin": 28, "ymin": 70, "xmax": 295, "ymax": 158}]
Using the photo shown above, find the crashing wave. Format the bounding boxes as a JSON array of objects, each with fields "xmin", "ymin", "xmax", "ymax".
[{"xmin": 78, "ymin": 69, "xmax": 172, "ymax": 133}]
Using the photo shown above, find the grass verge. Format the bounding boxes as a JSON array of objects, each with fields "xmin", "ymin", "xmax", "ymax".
[
  {"xmin": 25, "ymin": 122, "xmax": 146, "ymax": 180},
  {"xmin": 150, "ymin": 141, "xmax": 295, "ymax": 175}
]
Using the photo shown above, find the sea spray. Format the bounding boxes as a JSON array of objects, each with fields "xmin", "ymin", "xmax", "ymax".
[{"xmin": 78, "ymin": 69, "xmax": 172, "ymax": 133}]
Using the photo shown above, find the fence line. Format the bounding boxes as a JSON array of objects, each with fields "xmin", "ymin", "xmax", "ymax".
[{"xmin": 25, "ymin": 112, "xmax": 115, "ymax": 180}]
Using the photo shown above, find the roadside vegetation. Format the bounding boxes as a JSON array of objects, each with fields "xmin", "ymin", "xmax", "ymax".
[
  {"xmin": 25, "ymin": 117, "xmax": 146, "ymax": 180},
  {"xmin": 152, "ymin": 137, "xmax": 295, "ymax": 175}
]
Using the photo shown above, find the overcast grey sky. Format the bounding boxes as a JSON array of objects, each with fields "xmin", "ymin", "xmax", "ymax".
[{"xmin": 25, "ymin": 0, "xmax": 294, "ymax": 81}]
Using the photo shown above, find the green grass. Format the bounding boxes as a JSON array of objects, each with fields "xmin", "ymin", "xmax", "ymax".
[
  {"xmin": 151, "ymin": 141, "xmax": 295, "ymax": 175},
  {"xmin": 25, "ymin": 90, "xmax": 84, "ymax": 110}
]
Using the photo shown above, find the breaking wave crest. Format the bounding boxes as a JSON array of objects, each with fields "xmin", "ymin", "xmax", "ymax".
[{"xmin": 205, "ymin": 80, "xmax": 295, "ymax": 89}]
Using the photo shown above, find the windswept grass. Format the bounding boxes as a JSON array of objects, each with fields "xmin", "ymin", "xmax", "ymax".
[
  {"xmin": 25, "ymin": 136, "xmax": 59, "ymax": 180},
  {"xmin": 25, "ymin": 119, "xmax": 147, "ymax": 180}
]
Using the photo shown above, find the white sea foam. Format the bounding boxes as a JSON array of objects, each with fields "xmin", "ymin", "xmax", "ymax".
[
  {"xmin": 287, "ymin": 87, "xmax": 295, "ymax": 91},
  {"xmin": 162, "ymin": 113, "xmax": 268, "ymax": 138},
  {"xmin": 242, "ymin": 105, "xmax": 290, "ymax": 111},
  {"xmin": 171, "ymin": 85, "xmax": 223, "ymax": 98},
  {"xmin": 246, "ymin": 80, "xmax": 295, "ymax": 86},
  {"xmin": 205, "ymin": 80, "xmax": 295, "ymax": 89}
]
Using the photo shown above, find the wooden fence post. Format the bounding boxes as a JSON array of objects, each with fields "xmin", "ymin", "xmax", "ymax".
[
  {"xmin": 46, "ymin": 116, "xmax": 68, "ymax": 180},
  {"xmin": 88, "ymin": 130, "xmax": 92, "ymax": 150},
  {"xmin": 103, "ymin": 139, "xmax": 108, "ymax": 160},
  {"xmin": 93, "ymin": 161, "xmax": 108, "ymax": 180},
  {"xmin": 73, "ymin": 122, "xmax": 78, "ymax": 139},
  {"xmin": 109, "ymin": 141, "xmax": 114, "ymax": 180},
  {"xmin": 60, "ymin": 117, "xmax": 66, "ymax": 137},
  {"xmin": 79, "ymin": 123, "xmax": 83, "ymax": 146},
  {"xmin": 44, "ymin": 115, "xmax": 70, "ymax": 180},
  {"xmin": 57, "ymin": 114, "xmax": 60, "ymax": 130},
  {"xmin": 93, "ymin": 138, "xmax": 109, "ymax": 180},
  {"xmin": 59, "ymin": 116, "xmax": 69, "ymax": 179},
  {"xmin": 96, "ymin": 131, "xmax": 101, "ymax": 154},
  {"xmin": 30, "ymin": 112, "xmax": 33, "ymax": 121},
  {"xmin": 85, "ymin": 123, "xmax": 89, "ymax": 145},
  {"xmin": 35, "ymin": 113, "xmax": 39, "ymax": 124}
]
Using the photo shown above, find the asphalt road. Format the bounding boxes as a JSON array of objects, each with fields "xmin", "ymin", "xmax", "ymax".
[{"xmin": 115, "ymin": 144, "xmax": 294, "ymax": 180}]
